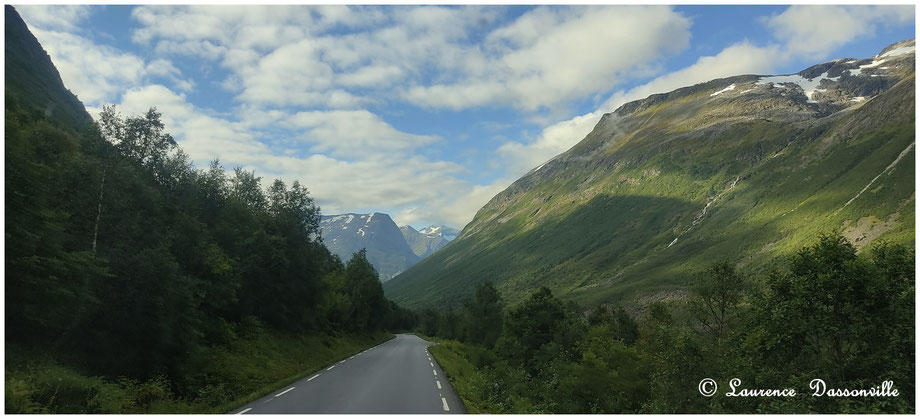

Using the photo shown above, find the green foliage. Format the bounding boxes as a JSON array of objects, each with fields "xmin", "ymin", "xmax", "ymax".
[
  {"xmin": 5, "ymin": 330, "xmax": 391, "ymax": 413},
  {"xmin": 424, "ymin": 234, "xmax": 914, "ymax": 413},
  {"xmin": 461, "ymin": 282, "xmax": 504, "ymax": 347},
  {"xmin": 4, "ymin": 19, "xmax": 417, "ymax": 412},
  {"xmin": 687, "ymin": 261, "xmax": 746, "ymax": 340}
]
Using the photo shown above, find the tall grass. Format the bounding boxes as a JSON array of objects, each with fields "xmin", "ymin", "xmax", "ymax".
[{"xmin": 6, "ymin": 328, "xmax": 392, "ymax": 413}]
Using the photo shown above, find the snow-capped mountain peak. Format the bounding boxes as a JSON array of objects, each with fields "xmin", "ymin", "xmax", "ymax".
[
  {"xmin": 320, "ymin": 212, "xmax": 418, "ymax": 281},
  {"xmin": 418, "ymin": 225, "xmax": 460, "ymax": 240}
]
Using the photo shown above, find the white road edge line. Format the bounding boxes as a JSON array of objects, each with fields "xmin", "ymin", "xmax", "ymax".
[
  {"xmin": 274, "ymin": 387, "xmax": 295, "ymax": 397},
  {"xmin": 430, "ymin": 362, "xmax": 434, "ymax": 367},
  {"xmin": 339, "ymin": 360, "xmax": 346, "ymax": 364},
  {"xmin": 436, "ymin": 380, "xmax": 442, "ymax": 389},
  {"xmin": 432, "ymin": 370, "xmax": 437, "ymax": 376},
  {"xmin": 307, "ymin": 374, "xmax": 320, "ymax": 381},
  {"xmin": 327, "ymin": 365, "xmax": 335, "ymax": 371},
  {"xmin": 441, "ymin": 397, "xmax": 450, "ymax": 411},
  {"xmin": 237, "ymin": 408, "xmax": 252, "ymax": 414}
]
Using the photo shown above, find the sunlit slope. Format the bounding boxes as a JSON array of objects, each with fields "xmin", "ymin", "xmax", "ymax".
[{"xmin": 384, "ymin": 40, "xmax": 915, "ymax": 310}]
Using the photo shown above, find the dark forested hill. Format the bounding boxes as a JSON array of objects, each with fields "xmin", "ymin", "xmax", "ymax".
[
  {"xmin": 385, "ymin": 39, "xmax": 916, "ymax": 310},
  {"xmin": 4, "ymin": 5, "xmax": 91, "ymax": 130}
]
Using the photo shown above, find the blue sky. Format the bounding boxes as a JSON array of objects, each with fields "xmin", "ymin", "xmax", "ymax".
[{"xmin": 16, "ymin": 5, "xmax": 915, "ymax": 229}]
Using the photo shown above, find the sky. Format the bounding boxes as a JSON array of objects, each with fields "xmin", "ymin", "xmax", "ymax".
[{"xmin": 15, "ymin": 4, "xmax": 916, "ymax": 229}]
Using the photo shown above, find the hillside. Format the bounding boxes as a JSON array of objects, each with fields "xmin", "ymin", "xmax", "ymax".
[
  {"xmin": 320, "ymin": 213, "xmax": 419, "ymax": 281},
  {"xmin": 385, "ymin": 39, "xmax": 916, "ymax": 310},
  {"xmin": 4, "ymin": 5, "xmax": 91, "ymax": 130}
]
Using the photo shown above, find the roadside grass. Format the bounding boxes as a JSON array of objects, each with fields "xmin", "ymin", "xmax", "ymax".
[
  {"xmin": 6, "ymin": 329, "xmax": 392, "ymax": 413},
  {"xmin": 418, "ymin": 334, "xmax": 487, "ymax": 414}
]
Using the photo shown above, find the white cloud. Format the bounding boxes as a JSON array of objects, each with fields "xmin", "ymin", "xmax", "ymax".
[
  {"xmin": 16, "ymin": 5, "xmax": 92, "ymax": 31},
  {"xmin": 437, "ymin": 178, "xmax": 516, "ymax": 228},
  {"xmin": 766, "ymin": 5, "xmax": 914, "ymax": 60},
  {"xmin": 21, "ymin": 16, "xmax": 193, "ymax": 106},
  {"xmin": 281, "ymin": 110, "xmax": 438, "ymax": 158},
  {"xmin": 129, "ymin": 6, "xmax": 498, "ymax": 110},
  {"xmin": 497, "ymin": 112, "xmax": 604, "ymax": 176},
  {"xmin": 337, "ymin": 65, "xmax": 405, "ymax": 88},
  {"xmin": 235, "ymin": 39, "xmax": 337, "ymax": 107},
  {"xmin": 129, "ymin": 6, "xmax": 693, "ymax": 113},
  {"xmin": 26, "ymin": 27, "xmax": 149, "ymax": 105},
  {"xmin": 404, "ymin": 6, "xmax": 691, "ymax": 111}
]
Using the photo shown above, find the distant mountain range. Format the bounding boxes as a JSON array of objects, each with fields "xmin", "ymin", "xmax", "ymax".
[
  {"xmin": 319, "ymin": 212, "xmax": 457, "ymax": 281},
  {"xmin": 384, "ymin": 39, "xmax": 916, "ymax": 310},
  {"xmin": 400, "ymin": 224, "xmax": 459, "ymax": 258}
]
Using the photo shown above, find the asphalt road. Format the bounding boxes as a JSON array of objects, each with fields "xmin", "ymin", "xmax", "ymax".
[{"xmin": 231, "ymin": 334, "xmax": 465, "ymax": 414}]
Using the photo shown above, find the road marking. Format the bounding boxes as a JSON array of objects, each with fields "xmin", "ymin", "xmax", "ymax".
[
  {"xmin": 436, "ymin": 380, "xmax": 442, "ymax": 389},
  {"xmin": 327, "ymin": 365, "xmax": 335, "ymax": 371},
  {"xmin": 338, "ymin": 360, "xmax": 346, "ymax": 364},
  {"xmin": 275, "ymin": 387, "xmax": 295, "ymax": 397},
  {"xmin": 430, "ymin": 362, "xmax": 434, "ymax": 367},
  {"xmin": 441, "ymin": 397, "xmax": 450, "ymax": 411},
  {"xmin": 349, "ymin": 355, "xmax": 355, "ymax": 359},
  {"xmin": 237, "ymin": 408, "xmax": 252, "ymax": 414},
  {"xmin": 307, "ymin": 374, "xmax": 320, "ymax": 381},
  {"xmin": 432, "ymin": 370, "xmax": 437, "ymax": 376}
]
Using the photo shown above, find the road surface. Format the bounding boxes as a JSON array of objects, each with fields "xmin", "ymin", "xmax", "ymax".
[{"xmin": 231, "ymin": 334, "xmax": 465, "ymax": 414}]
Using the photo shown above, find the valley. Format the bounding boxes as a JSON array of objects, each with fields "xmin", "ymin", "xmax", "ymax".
[{"xmin": 385, "ymin": 39, "xmax": 916, "ymax": 310}]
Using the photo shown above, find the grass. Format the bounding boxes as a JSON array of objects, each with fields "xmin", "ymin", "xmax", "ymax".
[
  {"xmin": 5, "ymin": 328, "xmax": 393, "ymax": 413},
  {"xmin": 418, "ymin": 334, "xmax": 487, "ymax": 414}
]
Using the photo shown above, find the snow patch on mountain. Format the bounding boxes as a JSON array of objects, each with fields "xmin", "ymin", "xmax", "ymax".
[
  {"xmin": 710, "ymin": 83, "xmax": 736, "ymax": 97},
  {"xmin": 879, "ymin": 44, "xmax": 915, "ymax": 59},
  {"xmin": 757, "ymin": 72, "xmax": 837, "ymax": 103},
  {"xmin": 849, "ymin": 59, "xmax": 886, "ymax": 77}
]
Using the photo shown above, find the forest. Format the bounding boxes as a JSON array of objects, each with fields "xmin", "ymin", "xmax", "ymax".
[
  {"xmin": 5, "ymin": 91, "xmax": 415, "ymax": 412},
  {"xmin": 423, "ymin": 234, "xmax": 915, "ymax": 413}
]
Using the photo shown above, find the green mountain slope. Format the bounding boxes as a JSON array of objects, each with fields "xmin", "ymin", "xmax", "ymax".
[
  {"xmin": 5, "ymin": 5, "xmax": 91, "ymax": 130},
  {"xmin": 385, "ymin": 40, "xmax": 916, "ymax": 310}
]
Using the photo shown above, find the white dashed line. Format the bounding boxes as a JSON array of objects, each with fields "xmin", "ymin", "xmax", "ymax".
[
  {"xmin": 237, "ymin": 408, "xmax": 252, "ymax": 414},
  {"xmin": 307, "ymin": 374, "xmax": 320, "ymax": 381},
  {"xmin": 338, "ymin": 360, "xmax": 346, "ymax": 364},
  {"xmin": 436, "ymin": 380, "xmax": 442, "ymax": 389},
  {"xmin": 432, "ymin": 370, "xmax": 437, "ymax": 376},
  {"xmin": 327, "ymin": 365, "xmax": 335, "ymax": 371},
  {"xmin": 430, "ymin": 362, "xmax": 434, "ymax": 367},
  {"xmin": 441, "ymin": 397, "xmax": 450, "ymax": 411},
  {"xmin": 275, "ymin": 387, "xmax": 295, "ymax": 397}
]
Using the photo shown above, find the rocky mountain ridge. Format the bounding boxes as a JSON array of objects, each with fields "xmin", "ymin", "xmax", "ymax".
[{"xmin": 385, "ymin": 39, "xmax": 915, "ymax": 309}]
